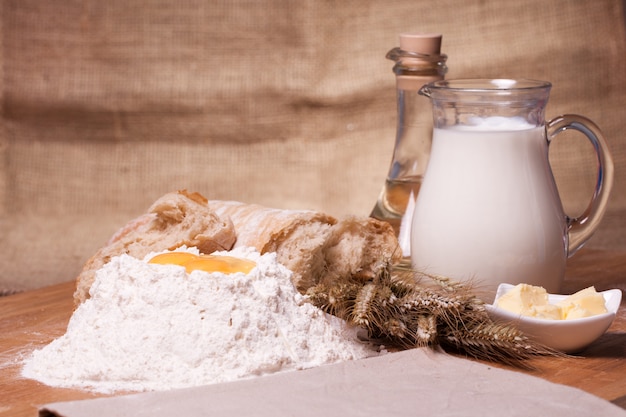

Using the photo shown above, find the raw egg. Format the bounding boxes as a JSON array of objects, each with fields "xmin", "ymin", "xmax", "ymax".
[
  {"xmin": 149, "ymin": 252, "xmax": 199, "ymax": 266},
  {"xmin": 148, "ymin": 252, "xmax": 256, "ymax": 274}
]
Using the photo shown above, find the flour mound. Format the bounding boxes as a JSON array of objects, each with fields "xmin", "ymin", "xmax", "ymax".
[{"xmin": 22, "ymin": 247, "xmax": 375, "ymax": 393}]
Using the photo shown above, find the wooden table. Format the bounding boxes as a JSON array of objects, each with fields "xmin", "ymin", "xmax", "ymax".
[{"xmin": 1, "ymin": 248, "xmax": 625, "ymax": 417}]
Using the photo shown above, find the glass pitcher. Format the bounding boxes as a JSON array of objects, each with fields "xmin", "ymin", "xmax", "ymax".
[{"xmin": 411, "ymin": 79, "xmax": 614, "ymax": 299}]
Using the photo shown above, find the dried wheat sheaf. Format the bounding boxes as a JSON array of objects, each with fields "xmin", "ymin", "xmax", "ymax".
[{"xmin": 305, "ymin": 258, "xmax": 557, "ymax": 367}]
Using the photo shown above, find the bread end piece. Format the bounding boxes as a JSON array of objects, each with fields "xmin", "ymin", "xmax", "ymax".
[
  {"xmin": 73, "ymin": 190, "xmax": 236, "ymax": 305},
  {"xmin": 318, "ymin": 217, "xmax": 402, "ymax": 286}
]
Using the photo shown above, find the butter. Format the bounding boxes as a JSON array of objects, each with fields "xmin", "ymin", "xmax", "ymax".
[
  {"xmin": 557, "ymin": 286, "xmax": 608, "ymax": 319},
  {"xmin": 495, "ymin": 284, "xmax": 607, "ymax": 320},
  {"xmin": 496, "ymin": 284, "xmax": 561, "ymax": 319}
]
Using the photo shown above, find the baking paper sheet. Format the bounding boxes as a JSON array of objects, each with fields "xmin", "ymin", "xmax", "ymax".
[{"xmin": 39, "ymin": 348, "xmax": 626, "ymax": 417}]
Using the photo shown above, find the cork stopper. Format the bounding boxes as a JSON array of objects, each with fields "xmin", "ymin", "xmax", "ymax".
[
  {"xmin": 394, "ymin": 33, "xmax": 445, "ymax": 91},
  {"xmin": 399, "ymin": 33, "xmax": 442, "ymax": 55}
]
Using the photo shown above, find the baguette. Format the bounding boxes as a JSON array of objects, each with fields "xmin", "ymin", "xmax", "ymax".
[
  {"xmin": 73, "ymin": 190, "xmax": 236, "ymax": 304},
  {"xmin": 75, "ymin": 193, "xmax": 401, "ymax": 304}
]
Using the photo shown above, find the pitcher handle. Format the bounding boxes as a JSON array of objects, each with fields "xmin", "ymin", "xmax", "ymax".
[{"xmin": 547, "ymin": 114, "xmax": 614, "ymax": 256}]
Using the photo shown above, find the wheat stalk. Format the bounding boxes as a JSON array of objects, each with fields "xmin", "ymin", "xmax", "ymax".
[{"xmin": 305, "ymin": 258, "xmax": 558, "ymax": 366}]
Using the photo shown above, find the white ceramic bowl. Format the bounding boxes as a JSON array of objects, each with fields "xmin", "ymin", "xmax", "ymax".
[{"xmin": 485, "ymin": 283, "xmax": 622, "ymax": 353}]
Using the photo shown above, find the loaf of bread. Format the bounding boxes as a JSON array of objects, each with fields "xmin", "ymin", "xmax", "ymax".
[
  {"xmin": 74, "ymin": 192, "xmax": 401, "ymax": 304},
  {"xmin": 73, "ymin": 190, "xmax": 236, "ymax": 304},
  {"xmin": 209, "ymin": 200, "xmax": 401, "ymax": 292}
]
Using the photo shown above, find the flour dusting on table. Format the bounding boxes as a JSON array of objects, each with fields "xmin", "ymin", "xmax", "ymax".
[{"xmin": 22, "ymin": 247, "xmax": 376, "ymax": 393}]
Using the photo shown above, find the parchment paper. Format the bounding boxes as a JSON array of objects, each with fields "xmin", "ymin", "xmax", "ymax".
[{"xmin": 39, "ymin": 348, "xmax": 626, "ymax": 417}]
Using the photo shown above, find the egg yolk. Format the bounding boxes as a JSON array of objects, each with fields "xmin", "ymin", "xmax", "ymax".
[
  {"xmin": 148, "ymin": 252, "xmax": 256, "ymax": 274},
  {"xmin": 149, "ymin": 252, "xmax": 199, "ymax": 266}
]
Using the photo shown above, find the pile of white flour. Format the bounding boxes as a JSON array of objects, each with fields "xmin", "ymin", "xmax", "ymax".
[{"xmin": 22, "ymin": 247, "xmax": 376, "ymax": 393}]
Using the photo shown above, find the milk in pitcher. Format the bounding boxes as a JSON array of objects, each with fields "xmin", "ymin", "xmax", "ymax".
[{"xmin": 411, "ymin": 116, "xmax": 568, "ymax": 296}]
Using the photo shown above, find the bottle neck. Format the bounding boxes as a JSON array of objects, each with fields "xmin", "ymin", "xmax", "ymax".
[
  {"xmin": 387, "ymin": 47, "xmax": 448, "ymax": 91},
  {"xmin": 395, "ymin": 73, "xmax": 445, "ymax": 92}
]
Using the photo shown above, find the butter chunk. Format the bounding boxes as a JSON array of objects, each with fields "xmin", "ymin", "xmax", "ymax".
[
  {"xmin": 557, "ymin": 286, "xmax": 608, "ymax": 320},
  {"xmin": 496, "ymin": 283, "xmax": 562, "ymax": 320}
]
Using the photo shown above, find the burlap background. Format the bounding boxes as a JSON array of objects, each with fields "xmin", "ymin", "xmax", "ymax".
[{"xmin": 1, "ymin": 0, "xmax": 625, "ymax": 291}]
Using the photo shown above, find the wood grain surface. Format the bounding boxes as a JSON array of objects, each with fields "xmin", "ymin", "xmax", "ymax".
[{"xmin": 1, "ymin": 248, "xmax": 625, "ymax": 417}]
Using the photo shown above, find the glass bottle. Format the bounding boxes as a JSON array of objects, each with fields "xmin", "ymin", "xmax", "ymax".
[{"xmin": 370, "ymin": 33, "xmax": 447, "ymax": 262}]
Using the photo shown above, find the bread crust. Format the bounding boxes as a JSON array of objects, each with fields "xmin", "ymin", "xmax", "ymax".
[{"xmin": 208, "ymin": 200, "xmax": 335, "ymax": 249}]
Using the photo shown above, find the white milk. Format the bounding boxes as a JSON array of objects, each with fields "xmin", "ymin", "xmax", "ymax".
[{"xmin": 411, "ymin": 118, "xmax": 568, "ymax": 299}]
